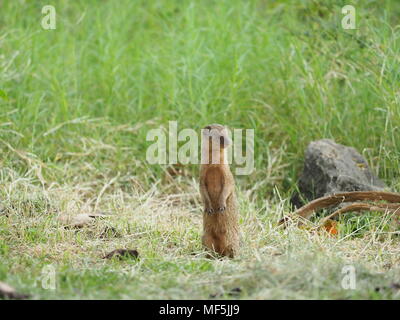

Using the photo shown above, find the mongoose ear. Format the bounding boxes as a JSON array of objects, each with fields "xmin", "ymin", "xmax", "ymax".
[
  {"xmin": 220, "ymin": 135, "xmax": 232, "ymax": 148},
  {"xmin": 202, "ymin": 126, "xmax": 212, "ymax": 137}
]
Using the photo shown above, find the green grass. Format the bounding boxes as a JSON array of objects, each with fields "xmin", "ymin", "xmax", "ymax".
[{"xmin": 1, "ymin": 0, "xmax": 400, "ymax": 299}]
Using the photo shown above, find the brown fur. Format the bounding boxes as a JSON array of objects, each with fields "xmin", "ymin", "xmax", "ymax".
[{"xmin": 200, "ymin": 124, "xmax": 239, "ymax": 258}]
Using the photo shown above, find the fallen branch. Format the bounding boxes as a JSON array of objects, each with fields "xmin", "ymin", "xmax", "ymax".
[
  {"xmin": 292, "ymin": 191, "xmax": 400, "ymax": 219},
  {"xmin": 321, "ymin": 202, "xmax": 400, "ymax": 226}
]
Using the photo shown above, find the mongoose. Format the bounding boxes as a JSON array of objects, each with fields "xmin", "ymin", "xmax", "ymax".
[{"xmin": 200, "ymin": 124, "xmax": 239, "ymax": 258}]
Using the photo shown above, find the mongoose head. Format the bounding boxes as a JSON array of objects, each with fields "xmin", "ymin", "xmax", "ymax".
[{"xmin": 202, "ymin": 124, "xmax": 232, "ymax": 150}]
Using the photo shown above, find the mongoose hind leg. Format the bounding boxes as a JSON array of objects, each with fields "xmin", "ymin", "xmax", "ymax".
[
  {"xmin": 221, "ymin": 245, "xmax": 236, "ymax": 258},
  {"xmin": 202, "ymin": 233, "xmax": 236, "ymax": 258},
  {"xmin": 202, "ymin": 233, "xmax": 218, "ymax": 253}
]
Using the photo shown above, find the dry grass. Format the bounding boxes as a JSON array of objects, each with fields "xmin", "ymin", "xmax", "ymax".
[
  {"xmin": 1, "ymin": 0, "xmax": 400, "ymax": 299},
  {"xmin": 1, "ymin": 162, "xmax": 400, "ymax": 299}
]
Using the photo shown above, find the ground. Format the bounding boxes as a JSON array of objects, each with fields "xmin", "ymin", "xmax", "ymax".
[{"xmin": 0, "ymin": 0, "xmax": 400, "ymax": 299}]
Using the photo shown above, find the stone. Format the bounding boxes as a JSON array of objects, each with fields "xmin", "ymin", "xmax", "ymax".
[
  {"xmin": 102, "ymin": 249, "xmax": 139, "ymax": 260},
  {"xmin": 291, "ymin": 139, "xmax": 387, "ymax": 208}
]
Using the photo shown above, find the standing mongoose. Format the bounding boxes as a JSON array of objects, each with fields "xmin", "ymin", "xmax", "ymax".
[{"xmin": 200, "ymin": 124, "xmax": 239, "ymax": 258}]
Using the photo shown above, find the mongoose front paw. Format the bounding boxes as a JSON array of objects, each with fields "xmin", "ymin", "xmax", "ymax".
[
  {"xmin": 217, "ymin": 206, "xmax": 226, "ymax": 212},
  {"xmin": 205, "ymin": 208, "xmax": 214, "ymax": 214}
]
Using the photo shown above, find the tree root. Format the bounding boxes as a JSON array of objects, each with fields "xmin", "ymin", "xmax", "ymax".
[
  {"xmin": 280, "ymin": 191, "xmax": 400, "ymax": 227},
  {"xmin": 321, "ymin": 202, "xmax": 400, "ymax": 226}
]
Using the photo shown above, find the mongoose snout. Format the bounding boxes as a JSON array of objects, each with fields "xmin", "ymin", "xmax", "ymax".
[{"xmin": 200, "ymin": 124, "xmax": 239, "ymax": 258}]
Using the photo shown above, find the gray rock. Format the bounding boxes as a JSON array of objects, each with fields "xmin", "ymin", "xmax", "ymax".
[{"xmin": 291, "ymin": 139, "xmax": 387, "ymax": 208}]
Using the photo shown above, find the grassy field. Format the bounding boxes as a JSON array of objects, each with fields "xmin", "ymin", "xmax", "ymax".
[{"xmin": 1, "ymin": 0, "xmax": 400, "ymax": 299}]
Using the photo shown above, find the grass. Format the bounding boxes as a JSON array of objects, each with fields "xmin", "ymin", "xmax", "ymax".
[{"xmin": 0, "ymin": 0, "xmax": 400, "ymax": 299}]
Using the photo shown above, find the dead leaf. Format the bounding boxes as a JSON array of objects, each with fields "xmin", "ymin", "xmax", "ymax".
[
  {"xmin": 58, "ymin": 213, "xmax": 108, "ymax": 228},
  {"xmin": 0, "ymin": 282, "xmax": 30, "ymax": 300},
  {"xmin": 323, "ymin": 219, "xmax": 338, "ymax": 236},
  {"xmin": 102, "ymin": 249, "xmax": 139, "ymax": 260}
]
